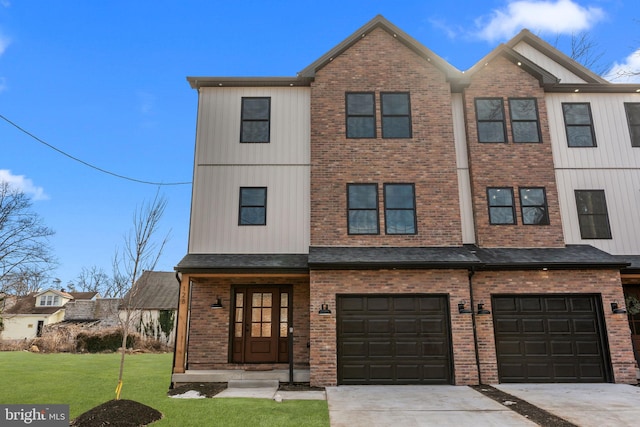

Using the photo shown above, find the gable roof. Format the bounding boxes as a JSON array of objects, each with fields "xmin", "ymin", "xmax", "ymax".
[
  {"xmin": 122, "ymin": 271, "xmax": 178, "ymax": 310},
  {"xmin": 298, "ymin": 15, "xmax": 462, "ymax": 82},
  {"xmin": 3, "ymin": 293, "xmax": 65, "ymax": 315},
  {"xmin": 34, "ymin": 289, "xmax": 74, "ymax": 299}
]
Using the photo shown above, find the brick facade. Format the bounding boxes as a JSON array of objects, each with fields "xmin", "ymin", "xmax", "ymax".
[
  {"xmin": 186, "ymin": 276, "xmax": 310, "ymax": 370},
  {"xmin": 309, "ymin": 269, "xmax": 478, "ymax": 387},
  {"xmin": 472, "ymin": 269, "xmax": 637, "ymax": 384},
  {"xmin": 310, "ymin": 27, "xmax": 462, "ymax": 247},
  {"xmin": 464, "ymin": 56, "xmax": 565, "ymax": 248}
]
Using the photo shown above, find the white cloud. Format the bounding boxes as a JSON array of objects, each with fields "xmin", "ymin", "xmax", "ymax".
[
  {"xmin": 475, "ymin": 0, "xmax": 606, "ymax": 42},
  {"xmin": 0, "ymin": 33, "xmax": 10, "ymax": 56},
  {"xmin": 604, "ymin": 49, "xmax": 640, "ymax": 83},
  {"xmin": 137, "ymin": 91, "xmax": 156, "ymax": 115},
  {"xmin": 0, "ymin": 170, "xmax": 49, "ymax": 201}
]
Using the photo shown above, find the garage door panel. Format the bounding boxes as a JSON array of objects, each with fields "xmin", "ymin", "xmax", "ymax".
[
  {"xmin": 395, "ymin": 318, "xmax": 419, "ymax": 333},
  {"xmin": 524, "ymin": 341, "xmax": 548, "ymax": 356},
  {"xmin": 495, "ymin": 318, "xmax": 520, "ymax": 333},
  {"xmin": 573, "ymin": 319, "xmax": 598, "ymax": 333},
  {"xmin": 369, "ymin": 341, "xmax": 393, "ymax": 357},
  {"xmin": 521, "ymin": 297, "xmax": 543, "ymax": 312},
  {"xmin": 368, "ymin": 319, "xmax": 392, "ymax": 333},
  {"xmin": 338, "ymin": 294, "xmax": 452, "ymax": 385},
  {"xmin": 493, "ymin": 295, "xmax": 610, "ymax": 383},
  {"xmin": 522, "ymin": 319, "xmax": 545, "ymax": 333}
]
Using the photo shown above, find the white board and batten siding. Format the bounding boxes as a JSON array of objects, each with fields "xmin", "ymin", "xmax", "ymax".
[
  {"xmin": 189, "ymin": 87, "xmax": 311, "ymax": 254},
  {"xmin": 546, "ymin": 92, "xmax": 640, "ymax": 255},
  {"xmin": 451, "ymin": 93, "xmax": 476, "ymax": 244},
  {"xmin": 513, "ymin": 42, "xmax": 587, "ymax": 84}
]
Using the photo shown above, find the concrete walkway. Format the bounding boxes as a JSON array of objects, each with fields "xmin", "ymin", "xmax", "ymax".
[
  {"xmin": 213, "ymin": 380, "xmax": 326, "ymax": 401},
  {"xmin": 325, "ymin": 385, "xmax": 536, "ymax": 427},
  {"xmin": 495, "ymin": 383, "xmax": 640, "ymax": 427}
]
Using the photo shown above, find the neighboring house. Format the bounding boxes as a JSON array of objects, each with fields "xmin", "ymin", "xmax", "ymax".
[
  {"xmin": 120, "ymin": 271, "xmax": 178, "ymax": 346},
  {"xmin": 1, "ymin": 290, "xmax": 98, "ymax": 340},
  {"xmin": 172, "ymin": 16, "xmax": 639, "ymax": 387}
]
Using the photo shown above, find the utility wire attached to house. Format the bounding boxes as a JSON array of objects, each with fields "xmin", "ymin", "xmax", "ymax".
[{"xmin": 0, "ymin": 113, "xmax": 192, "ymax": 186}]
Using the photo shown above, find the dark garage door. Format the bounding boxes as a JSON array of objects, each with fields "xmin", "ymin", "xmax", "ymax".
[
  {"xmin": 493, "ymin": 295, "xmax": 611, "ymax": 383},
  {"xmin": 337, "ymin": 294, "xmax": 453, "ymax": 385}
]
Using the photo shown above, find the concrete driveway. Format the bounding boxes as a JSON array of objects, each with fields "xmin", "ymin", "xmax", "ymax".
[
  {"xmin": 325, "ymin": 385, "xmax": 536, "ymax": 426},
  {"xmin": 495, "ymin": 383, "xmax": 640, "ymax": 427}
]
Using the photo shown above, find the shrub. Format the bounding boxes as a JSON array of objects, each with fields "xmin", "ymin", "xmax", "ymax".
[{"xmin": 76, "ymin": 329, "xmax": 138, "ymax": 353}]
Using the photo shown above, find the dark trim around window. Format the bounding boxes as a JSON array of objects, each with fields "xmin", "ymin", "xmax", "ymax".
[
  {"xmin": 383, "ymin": 183, "xmax": 417, "ymax": 235},
  {"xmin": 562, "ymin": 102, "xmax": 596, "ymax": 147},
  {"xmin": 346, "ymin": 92, "xmax": 376, "ymax": 138},
  {"xmin": 239, "ymin": 187, "xmax": 267, "ymax": 226},
  {"xmin": 381, "ymin": 92, "xmax": 412, "ymax": 138},
  {"xmin": 347, "ymin": 183, "xmax": 379, "ymax": 235},
  {"xmin": 509, "ymin": 98, "xmax": 542, "ymax": 143},
  {"xmin": 487, "ymin": 187, "xmax": 516, "ymax": 225},
  {"xmin": 519, "ymin": 187, "xmax": 549, "ymax": 225},
  {"xmin": 475, "ymin": 98, "xmax": 507, "ymax": 143},
  {"xmin": 624, "ymin": 102, "xmax": 640, "ymax": 147},
  {"xmin": 574, "ymin": 190, "xmax": 612, "ymax": 239},
  {"xmin": 240, "ymin": 97, "xmax": 271, "ymax": 143}
]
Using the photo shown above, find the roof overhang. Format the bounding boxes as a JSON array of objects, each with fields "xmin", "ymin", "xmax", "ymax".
[
  {"xmin": 175, "ymin": 253, "xmax": 309, "ymax": 275},
  {"xmin": 187, "ymin": 76, "xmax": 313, "ymax": 89}
]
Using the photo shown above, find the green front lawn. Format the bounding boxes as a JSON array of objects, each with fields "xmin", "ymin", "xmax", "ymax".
[{"xmin": 0, "ymin": 352, "xmax": 329, "ymax": 426}]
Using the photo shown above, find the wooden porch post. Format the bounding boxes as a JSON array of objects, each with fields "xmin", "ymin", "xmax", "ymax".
[{"xmin": 173, "ymin": 274, "xmax": 191, "ymax": 374}]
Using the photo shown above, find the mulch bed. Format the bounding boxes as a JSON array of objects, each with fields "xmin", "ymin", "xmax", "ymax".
[
  {"xmin": 71, "ymin": 399, "xmax": 162, "ymax": 427},
  {"xmin": 471, "ymin": 385, "xmax": 578, "ymax": 427}
]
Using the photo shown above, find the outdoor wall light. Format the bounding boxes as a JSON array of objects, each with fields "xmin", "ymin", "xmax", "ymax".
[
  {"xmin": 611, "ymin": 302, "xmax": 627, "ymax": 314},
  {"xmin": 477, "ymin": 303, "xmax": 491, "ymax": 315},
  {"xmin": 210, "ymin": 297, "xmax": 223, "ymax": 309},
  {"xmin": 458, "ymin": 302, "xmax": 472, "ymax": 314},
  {"xmin": 318, "ymin": 303, "xmax": 332, "ymax": 315}
]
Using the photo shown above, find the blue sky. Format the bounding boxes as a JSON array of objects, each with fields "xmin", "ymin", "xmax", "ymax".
[{"xmin": 1, "ymin": 0, "xmax": 639, "ymax": 289}]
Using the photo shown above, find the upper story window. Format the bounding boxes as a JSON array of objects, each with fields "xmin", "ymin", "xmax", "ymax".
[
  {"xmin": 562, "ymin": 103, "xmax": 596, "ymax": 147},
  {"xmin": 487, "ymin": 187, "xmax": 516, "ymax": 224},
  {"xmin": 519, "ymin": 187, "xmax": 549, "ymax": 225},
  {"xmin": 575, "ymin": 190, "xmax": 612, "ymax": 239},
  {"xmin": 346, "ymin": 93, "xmax": 376, "ymax": 138},
  {"xmin": 475, "ymin": 98, "xmax": 507, "ymax": 143},
  {"xmin": 384, "ymin": 184, "xmax": 416, "ymax": 234},
  {"xmin": 239, "ymin": 187, "xmax": 267, "ymax": 225},
  {"xmin": 624, "ymin": 103, "xmax": 640, "ymax": 147},
  {"xmin": 381, "ymin": 93, "xmax": 412, "ymax": 138},
  {"xmin": 347, "ymin": 184, "xmax": 379, "ymax": 234},
  {"xmin": 509, "ymin": 98, "xmax": 541, "ymax": 143},
  {"xmin": 39, "ymin": 295, "xmax": 60, "ymax": 306},
  {"xmin": 240, "ymin": 97, "xmax": 270, "ymax": 143}
]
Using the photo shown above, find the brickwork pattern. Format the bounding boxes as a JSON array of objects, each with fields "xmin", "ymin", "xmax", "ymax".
[
  {"xmin": 463, "ymin": 56, "xmax": 565, "ymax": 248},
  {"xmin": 309, "ymin": 269, "xmax": 478, "ymax": 387},
  {"xmin": 310, "ymin": 28, "xmax": 462, "ymax": 247},
  {"xmin": 187, "ymin": 276, "xmax": 310, "ymax": 370},
  {"xmin": 472, "ymin": 269, "xmax": 637, "ymax": 384}
]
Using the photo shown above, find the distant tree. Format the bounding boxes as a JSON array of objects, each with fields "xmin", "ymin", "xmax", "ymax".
[
  {"xmin": 0, "ymin": 181, "xmax": 56, "ymax": 294},
  {"xmin": 551, "ymin": 31, "xmax": 608, "ymax": 75},
  {"xmin": 112, "ymin": 192, "xmax": 169, "ymax": 400},
  {"xmin": 73, "ymin": 266, "xmax": 113, "ymax": 296}
]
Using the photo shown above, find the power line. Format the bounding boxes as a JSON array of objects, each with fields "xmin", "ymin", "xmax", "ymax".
[{"xmin": 0, "ymin": 113, "xmax": 192, "ymax": 186}]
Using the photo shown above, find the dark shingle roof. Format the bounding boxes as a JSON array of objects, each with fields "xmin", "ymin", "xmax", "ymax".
[
  {"xmin": 470, "ymin": 245, "xmax": 628, "ymax": 269},
  {"xmin": 4, "ymin": 293, "xmax": 64, "ymax": 315},
  {"xmin": 175, "ymin": 254, "xmax": 308, "ymax": 273},
  {"xmin": 308, "ymin": 246, "xmax": 481, "ymax": 269},
  {"xmin": 122, "ymin": 271, "xmax": 179, "ymax": 310},
  {"xmin": 615, "ymin": 255, "xmax": 640, "ymax": 271}
]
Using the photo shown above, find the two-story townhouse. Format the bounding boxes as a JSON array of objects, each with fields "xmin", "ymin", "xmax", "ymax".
[{"xmin": 172, "ymin": 15, "xmax": 638, "ymax": 388}]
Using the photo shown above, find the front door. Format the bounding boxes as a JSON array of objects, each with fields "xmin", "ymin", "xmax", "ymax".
[{"xmin": 231, "ymin": 286, "xmax": 291, "ymax": 363}]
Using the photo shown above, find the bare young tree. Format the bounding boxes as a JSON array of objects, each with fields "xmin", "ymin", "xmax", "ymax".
[
  {"xmin": 1, "ymin": 266, "xmax": 51, "ymax": 296},
  {"xmin": 112, "ymin": 192, "xmax": 169, "ymax": 400},
  {"xmin": 72, "ymin": 265, "xmax": 113, "ymax": 296},
  {"xmin": 0, "ymin": 181, "xmax": 56, "ymax": 293}
]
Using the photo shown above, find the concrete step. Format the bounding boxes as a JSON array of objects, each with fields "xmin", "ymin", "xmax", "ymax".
[{"xmin": 228, "ymin": 379, "xmax": 279, "ymax": 388}]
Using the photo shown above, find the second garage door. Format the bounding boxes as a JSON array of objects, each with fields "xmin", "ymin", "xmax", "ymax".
[
  {"xmin": 493, "ymin": 294, "xmax": 612, "ymax": 383},
  {"xmin": 337, "ymin": 294, "xmax": 453, "ymax": 385}
]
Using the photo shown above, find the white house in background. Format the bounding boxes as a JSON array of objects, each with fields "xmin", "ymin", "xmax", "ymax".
[
  {"xmin": 1, "ymin": 290, "xmax": 98, "ymax": 340},
  {"xmin": 120, "ymin": 271, "xmax": 179, "ymax": 346}
]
